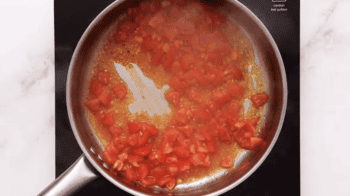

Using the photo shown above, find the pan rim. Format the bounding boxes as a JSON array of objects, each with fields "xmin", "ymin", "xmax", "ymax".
[{"xmin": 66, "ymin": 0, "xmax": 288, "ymax": 195}]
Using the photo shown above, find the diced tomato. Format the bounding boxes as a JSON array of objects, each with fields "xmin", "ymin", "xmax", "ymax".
[
  {"xmin": 196, "ymin": 141, "xmax": 209, "ymax": 153},
  {"xmin": 250, "ymin": 117, "xmax": 260, "ymax": 127},
  {"xmin": 224, "ymin": 68, "xmax": 243, "ymax": 81},
  {"xmin": 211, "ymin": 91, "xmax": 231, "ymax": 106},
  {"xmin": 103, "ymin": 150, "xmax": 117, "ymax": 164},
  {"xmin": 140, "ymin": 176, "xmax": 157, "ymax": 187},
  {"xmin": 248, "ymin": 137, "xmax": 263, "ymax": 150},
  {"xmin": 227, "ymin": 100, "xmax": 241, "ymax": 114},
  {"xmin": 174, "ymin": 145, "xmax": 190, "ymax": 158},
  {"xmin": 109, "ymin": 125, "xmax": 124, "ymax": 138},
  {"xmin": 218, "ymin": 127, "xmax": 232, "ymax": 143},
  {"xmin": 138, "ymin": 164, "xmax": 149, "ymax": 179},
  {"xmin": 160, "ymin": 140, "xmax": 174, "ymax": 154},
  {"xmin": 176, "ymin": 132, "xmax": 188, "ymax": 146},
  {"xmin": 133, "ymin": 36, "xmax": 144, "ymax": 44},
  {"xmin": 127, "ymin": 134, "xmax": 139, "ymax": 147},
  {"xmin": 177, "ymin": 125, "xmax": 193, "ymax": 138},
  {"xmin": 169, "ymin": 76, "xmax": 189, "ymax": 94},
  {"xmin": 125, "ymin": 168, "xmax": 139, "ymax": 181},
  {"xmin": 163, "ymin": 128, "xmax": 179, "ymax": 142},
  {"xmin": 128, "ymin": 155, "xmax": 144, "ymax": 167},
  {"xmin": 113, "ymin": 137, "xmax": 127, "ymax": 151},
  {"xmin": 134, "ymin": 145, "xmax": 152, "ymax": 156},
  {"xmin": 151, "ymin": 166, "xmax": 169, "ymax": 178},
  {"xmin": 190, "ymin": 144, "xmax": 196, "ymax": 154},
  {"xmin": 165, "ymin": 90, "xmax": 182, "ymax": 106},
  {"xmin": 161, "ymin": 24, "xmax": 180, "ymax": 40},
  {"xmin": 244, "ymin": 123, "xmax": 256, "ymax": 136},
  {"xmin": 226, "ymin": 113, "xmax": 239, "ymax": 128},
  {"xmin": 128, "ymin": 122, "xmax": 142, "ymax": 134},
  {"xmin": 171, "ymin": 61, "xmax": 185, "ymax": 75},
  {"xmin": 251, "ymin": 93, "xmax": 269, "ymax": 108},
  {"xmin": 166, "ymin": 178, "xmax": 177, "ymax": 191},
  {"xmin": 189, "ymin": 68, "xmax": 207, "ymax": 86},
  {"xmin": 90, "ymin": 80, "xmax": 105, "ymax": 97},
  {"xmin": 142, "ymin": 36, "xmax": 160, "ymax": 52},
  {"xmin": 190, "ymin": 153, "xmax": 204, "ymax": 167},
  {"xmin": 204, "ymin": 67, "xmax": 224, "ymax": 86},
  {"xmin": 138, "ymin": 130, "xmax": 150, "ymax": 146},
  {"xmin": 120, "ymin": 19, "xmax": 138, "ymax": 33},
  {"xmin": 148, "ymin": 12, "xmax": 165, "ymax": 28},
  {"xmin": 233, "ymin": 132, "xmax": 251, "ymax": 150},
  {"xmin": 193, "ymin": 107, "xmax": 211, "ymax": 122},
  {"xmin": 139, "ymin": 122, "xmax": 159, "ymax": 136},
  {"xmin": 210, "ymin": 12, "xmax": 226, "ymax": 27},
  {"xmin": 220, "ymin": 155, "xmax": 233, "ymax": 168},
  {"xmin": 236, "ymin": 134, "xmax": 254, "ymax": 150},
  {"xmin": 180, "ymin": 54, "xmax": 195, "ymax": 71},
  {"xmin": 149, "ymin": 0, "xmax": 161, "ymax": 13},
  {"xmin": 178, "ymin": 73, "xmax": 192, "ymax": 87},
  {"xmin": 187, "ymin": 88, "xmax": 202, "ymax": 104},
  {"xmin": 97, "ymin": 71, "xmax": 110, "ymax": 85},
  {"xmin": 214, "ymin": 108, "xmax": 229, "ymax": 126},
  {"xmin": 233, "ymin": 120, "xmax": 247, "ymax": 131},
  {"xmin": 207, "ymin": 139, "xmax": 217, "ymax": 153},
  {"xmin": 202, "ymin": 154, "xmax": 211, "ymax": 167},
  {"xmin": 111, "ymin": 83, "xmax": 127, "ymax": 100},
  {"xmin": 194, "ymin": 132, "xmax": 206, "ymax": 141},
  {"xmin": 113, "ymin": 20, "xmax": 138, "ymax": 43},
  {"xmin": 206, "ymin": 120, "xmax": 219, "ymax": 137},
  {"xmin": 207, "ymin": 52, "xmax": 223, "ymax": 68},
  {"xmin": 174, "ymin": 105, "xmax": 193, "ymax": 125},
  {"xmin": 167, "ymin": 163, "xmax": 179, "ymax": 176},
  {"xmin": 204, "ymin": 101, "xmax": 218, "ymax": 113},
  {"xmin": 106, "ymin": 142, "xmax": 119, "ymax": 155},
  {"xmin": 149, "ymin": 150, "xmax": 166, "ymax": 163},
  {"xmin": 202, "ymin": 126, "xmax": 214, "ymax": 141},
  {"xmin": 175, "ymin": 19, "xmax": 195, "ymax": 35},
  {"xmin": 113, "ymin": 159, "xmax": 124, "ymax": 171},
  {"xmin": 243, "ymin": 131, "xmax": 254, "ymax": 139},
  {"xmin": 151, "ymin": 48, "xmax": 165, "ymax": 66},
  {"xmin": 166, "ymin": 154, "xmax": 179, "ymax": 164},
  {"xmin": 158, "ymin": 177, "xmax": 172, "ymax": 187},
  {"xmin": 118, "ymin": 152, "xmax": 129, "ymax": 162},
  {"xmin": 85, "ymin": 98, "xmax": 101, "ymax": 113},
  {"xmin": 227, "ymin": 83, "xmax": 245, "ymax": 98},
  {"xmin": 178, "ymin": 160, "xmax": 191, "ymax": 172},
  {"xmin": 98, "ymin": 91, "xmax": 112, "ymax": 106},
  {"xmin": 97, "ymin": 111, "xmax": 114, "ymax": 126}
]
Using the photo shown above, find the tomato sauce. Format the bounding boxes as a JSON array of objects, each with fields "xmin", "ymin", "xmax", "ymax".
[{"xmin": 84, "ymin": 0, "xmax": 269, "ymax": 191}]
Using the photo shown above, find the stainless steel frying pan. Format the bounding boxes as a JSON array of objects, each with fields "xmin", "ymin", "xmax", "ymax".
[{"xmin": 40, "ymin": 0, "xmax": 287, "ymax": 195}]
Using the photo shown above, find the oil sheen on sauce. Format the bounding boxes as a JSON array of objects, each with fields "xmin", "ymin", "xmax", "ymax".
[{"xmin": 87, "ymin": 8, "xmax": 266, "ymax": 185}]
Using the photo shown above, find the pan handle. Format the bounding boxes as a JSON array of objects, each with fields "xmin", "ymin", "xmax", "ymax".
[{"xmin": 38, "ymin": 155, "xmax": 99, "ymax": 196}]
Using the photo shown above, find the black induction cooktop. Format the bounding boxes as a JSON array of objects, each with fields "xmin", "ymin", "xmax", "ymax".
[{"xmin": 55, "ymin": 0, "xmax": 300, "ymax": 195}]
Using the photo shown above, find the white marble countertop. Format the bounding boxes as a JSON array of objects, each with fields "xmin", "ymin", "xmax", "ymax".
[{"xmin": 0, "ymin": 0, "xmax": 349, "ymax": 195}]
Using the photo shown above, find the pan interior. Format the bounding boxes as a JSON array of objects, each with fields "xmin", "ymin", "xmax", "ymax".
[{"xmin": 67, "ymin": 0, "xmax": 287, "ymax": 195}]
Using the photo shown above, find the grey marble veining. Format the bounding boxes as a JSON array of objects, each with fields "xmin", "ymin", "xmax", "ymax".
[
  {"xmin": 301, "ymin": 0, "xmax": 350, "ymax": 195},
  {"xmin": 0, "ymin": 0, "xmax": 55, "ymax": 195}
]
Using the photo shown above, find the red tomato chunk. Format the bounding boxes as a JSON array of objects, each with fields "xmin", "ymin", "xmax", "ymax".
[{"xmin": 251, "ymin": 92, "xmax": 269, "ymax": 108}]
